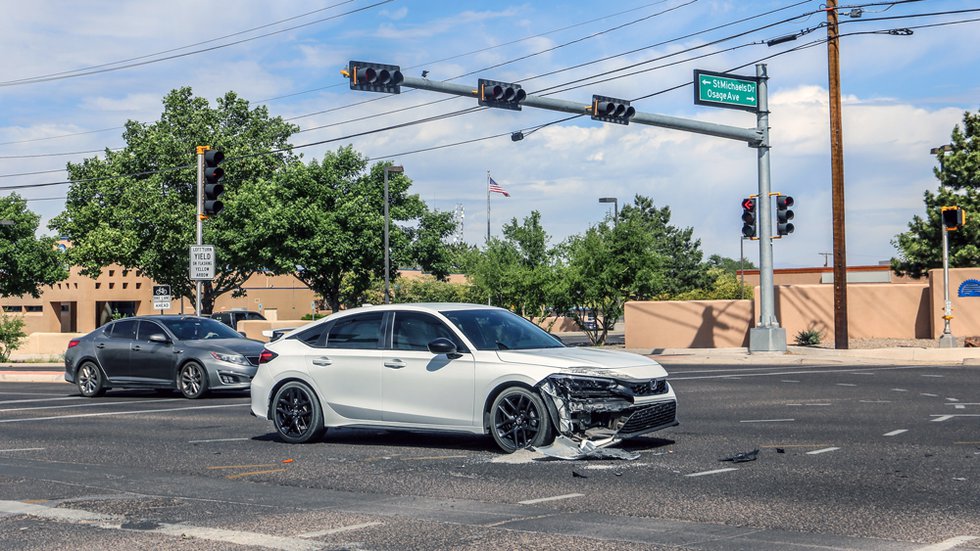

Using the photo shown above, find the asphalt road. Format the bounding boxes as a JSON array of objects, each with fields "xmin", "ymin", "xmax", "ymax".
[{"xmin": 0, "ymin": 363, "xmax": 978, "ymax": 550}]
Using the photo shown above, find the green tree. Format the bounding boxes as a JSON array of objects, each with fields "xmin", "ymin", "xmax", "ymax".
[
  {"xmin": 673, "ymin": 267, "xmax": 754, "ymax": 300},
  {"xmin": 49, "ymin": 87, "xmax": 298, "ymax": 313},
  {"xmin": 463, "ymin": 212, "xmax": 569, "ymax": 328},
  {"xmin": 0, "ymin": 315, "xmax": 27, "ymax": 362},
  {"xmin": 893, "ymin": 111, "xmax": 980, "ymax": 277},
  {"xmin": 251, "ymin": 147, "xmax": 456, "ymax": 312},
  {"xmin": 706, "ymin": 253, "xmax": 757, "ymax": 274},
  {"xmin": 1, "ymin": 194, "xmax": 68, "ymax": 298}
]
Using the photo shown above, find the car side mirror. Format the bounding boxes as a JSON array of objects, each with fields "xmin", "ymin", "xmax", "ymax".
[
  {"xmin": 149, "ymin": 334, "xmax": 171, "ymax": 344},
  {"xmin": 428, "ymin": 337, "xmax": 461, "ymax": 358}
]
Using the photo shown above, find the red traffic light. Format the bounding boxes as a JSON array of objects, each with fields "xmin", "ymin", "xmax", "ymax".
[{"xmin": 741, "ymin": 198, "xmax": 755, "ymax": 211}]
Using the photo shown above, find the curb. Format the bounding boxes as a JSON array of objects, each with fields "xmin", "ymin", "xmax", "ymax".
[{"xmin": 0, "ymin": 372, "xmax": 66, "ymax": 384}]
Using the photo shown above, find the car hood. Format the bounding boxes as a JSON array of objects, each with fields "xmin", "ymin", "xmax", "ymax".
[
  {"xmin": 495, "ymin": 347, "xmax": 668, "ymax": 379},
  {"xmin": 184, "ymin": 338, "xmax": 266, "ymax": 355}
]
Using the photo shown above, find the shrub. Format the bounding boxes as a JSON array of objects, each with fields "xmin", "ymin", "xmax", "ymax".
[{"xmin": 794, "ymin": 328, "xmax": 823, "ymax": 347}]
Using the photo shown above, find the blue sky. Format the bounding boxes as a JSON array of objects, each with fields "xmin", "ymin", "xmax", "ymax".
[{"xmin": 1, "ymin": 0, "xmax": 978, "ymax": 269}]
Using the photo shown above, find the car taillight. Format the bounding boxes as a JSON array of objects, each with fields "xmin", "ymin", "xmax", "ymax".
[
  {"xmin": 67, "ymin": 339, "xmax": 80, "ymax": 349},
  {"xmin": 258, "ymin": 349, "xmax": 278, "ymax": 364}
]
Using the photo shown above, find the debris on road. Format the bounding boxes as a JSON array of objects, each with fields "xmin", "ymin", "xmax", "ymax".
[
  {"xmin": 719, "ymin": 449, "xmax": 760, "ymax": 463},
  {"xmin": 535, "ymin": 435, "xmax": 641, "ymax": 461}
]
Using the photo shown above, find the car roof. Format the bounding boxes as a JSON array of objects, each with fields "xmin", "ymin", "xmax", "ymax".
[{"xmin": 343, "ymin": 302, "xmax": 506, "ymax": 315}]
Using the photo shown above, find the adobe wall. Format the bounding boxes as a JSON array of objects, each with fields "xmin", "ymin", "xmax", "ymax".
[
  {"xmin": 625, "ymin": 300, "xmax": 753, "ymax": 349},
  {"xmin": 928, "ymin": 267, "xmax": 980, "ymax": 339}
]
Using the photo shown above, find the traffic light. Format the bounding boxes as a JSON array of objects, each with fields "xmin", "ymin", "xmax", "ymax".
[
  {"xmin": 203, "ymin": 149, "xmax": 224, "ymax": 217},
  {"xmin": 741, "ymin": 197, "xmax": 757, "ymax": 238},
  {"xmin": 478, "ymin": 79, "xmax": 526, "ymax": 111},
  {"xmin": 591, "ymin": 95, "xmax": 635, "ymax": 125},
  {"xmin": 776, "ymin": 195, "xmax": 794, "ymax": 236},
  {"xmin": 941, "ymin": 206, "xmax": 966, "ymax": 231},
  {"xmin": 348, "ymin": 61, "xmax": 403, "ymax": 94}
]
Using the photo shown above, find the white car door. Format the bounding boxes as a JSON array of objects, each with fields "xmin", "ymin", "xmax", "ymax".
[
  {"xmin": 304, "ymin": 311, "xmax": 384, "ymax": 422},
  {"xmin": 381, "ymin": 311, "xmax": 475, "ymax": 427}
]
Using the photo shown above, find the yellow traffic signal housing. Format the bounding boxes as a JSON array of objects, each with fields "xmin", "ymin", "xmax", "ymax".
[{"xmin": 941, "ymin": 206, "xmax": 966, "ymax": 231}]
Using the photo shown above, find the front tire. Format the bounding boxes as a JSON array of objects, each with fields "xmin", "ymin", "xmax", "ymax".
[
  {"xmin": 490, "ymin": 387, "xmax": 554, "ymax": 453},
  {"xmin": 177, "ymin": 362, "xmax": 208, "ymax": 399},
  {"xmin": 76, "ymin": 361, "xmax": 106, "ymax": 397},
  {"xmin": 272, "ymin": 382, "xmax": 324, "ymax": 444}
]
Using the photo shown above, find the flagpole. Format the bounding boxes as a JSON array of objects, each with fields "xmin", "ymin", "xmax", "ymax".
[{"xmin": 486, "ymin": 170, "xmax": 491, "ymax": 244}]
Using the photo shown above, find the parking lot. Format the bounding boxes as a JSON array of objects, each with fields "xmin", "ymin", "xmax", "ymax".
[{"xmin": 1, "ymin": 363, "xmax": 978, "ymax": 550}]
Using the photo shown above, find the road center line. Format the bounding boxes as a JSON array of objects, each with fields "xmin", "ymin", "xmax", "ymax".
[
  {"xmin": 883, "ymin": 430, "xmax": 908, "ymax": 437},
  {"xmin": 740, "ymin": 418, "xmax": 795, "ymax": 423},
  {"xmin": 920, "ymin": 393, "xmax": 939, "ymax": 397},
  {"xmin": 686, "ymin": 468, "xmax": 738, "ymax": 477},
  {"xmin": 892, "ymin": 388, "xmax": 909, "ymax": 392},
  {"xmin": 0, "ymin": 403, "xmax": 247, "ymax": 423},
  {"xmin": 806, "ymin": 447, "xmax": 840, "ymax": 455},
  {"xmin": 189, "ymin": 437, "xmax": 251, "ymax": 444},
  {"xmin": 518, "ymin": 493, "xmax": 583, "ymax": 505},
  {"xmin": 0, "ymin": 447, "xmax": 46, "ymax": 453},
  {"xmin": 296, "ymin": 521, "xmax": 384, "ymax": 538},
  {"xmin": 836, "ymin": 383, "xmax": 857, "ymax": 387}
]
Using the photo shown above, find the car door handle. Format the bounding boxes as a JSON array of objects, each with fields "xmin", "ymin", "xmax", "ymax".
[
  {"xmin": 131, "ymin": 345, "xmax": 142, "ymax": 352},
  {"xmin": 311, "ymin": 357, "xmax": 332, "ymax": 367},
  {"xmin": 96, "ymin": 343, "xmax": 105, "ymax": 349},
  {"xmin": 384, "ymin": 359, "xmax": 406, "ymax": 369}
]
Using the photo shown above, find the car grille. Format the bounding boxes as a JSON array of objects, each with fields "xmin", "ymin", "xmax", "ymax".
[
  {"xmin": 627, "ymin": 379, "xmax": 668, "ymax": 396},
  {"xmin": 619, "ymin": 401, "xmax": 677, "ymax": 436}
]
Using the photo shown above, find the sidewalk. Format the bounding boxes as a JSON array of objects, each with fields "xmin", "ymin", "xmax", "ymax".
[{"xmin": 2, "ymin": 345, "xmax": 978, "ymax": 385}]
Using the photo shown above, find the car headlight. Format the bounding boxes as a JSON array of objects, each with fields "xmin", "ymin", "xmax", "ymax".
[
  {"xmin": 210, "ymin": 351, "xmax": 250, "ymax": 366},
  {"xmin": 551, "ymin": 374, "xmax": 618, "ymax": 392}
]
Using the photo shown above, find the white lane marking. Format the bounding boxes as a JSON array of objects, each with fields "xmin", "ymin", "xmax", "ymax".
[
  {"xmin": 740, "ymin": 419, "xmax": 795, "ymax": 423},
  {"xmin": 954, "ymin": 405, "xmax": 966, "ymax": 410},
  {"xmin": 932, "ymin": 416, "xmax": 954, "ymax": 422},
  {"xmin": 0, "ymin": 447, "xmax": 45, "ymax": 453},
  {"xmin": 850, "ymin": 372, "xmax": 876, "ymax": 375},
  {"xmin": 786, "ymin": 404, "xmax": 830, "ymax": 407},
  {"xmin": 0, "ymin": 398, "xmax": 183, "ymax": 413},
  {"xmin": 883, "ymin": 430, "xmax": 908, "ymax": 437},
  {"xmin": 946, "ymin": 397, "xmax": 960, "ymax": 402},
  {"xmin": 932, "ymin": 415, "xmax": 980, "ymax": 422},
  {"xmin": 892, "ymin": 388, "xmax": 909, "ymax": 392},
  {"xmin": 0, "ymin": 396, "xmax": 83, "ymax": 405},
  {"xmin": 806, "ymin": 447, "xmax": 840, "ymax": 455},
  {"xmin": 914, "ymin": 535, "xmax": 979, "ymax": 551},
  {"xmin": 836, "ymin": 383, "xmax": 857, "ymax": 387},
  {"xmin": 188, "ymin": 437, "xmax": 251, "ymax": 444},
  {"xmin": 947, "ymin": 403, "xmax": 980, "ymax": 406},
  {"xmin": 860, "ymin": 400, "xmax": 891, "ymax": 403},
  {"xmin": 296, "ymin": 521, "xmax": 383, "ymax": 538},
  {"xmin": 0, "ymin": 403, "xmax": 246, "ymax": 423},
  {"xmin": 0, "ymin": 392, "xmax": 70, "ymax": 397},
  {"xmin": 921, "ymin": 374, "xmax": 945, "ymax": 378},
  {"xmin": 671, "ymin": 365, "xmax": 923, "ymax": 381},
  {"xmin": 920, "ymin": 393, "xmax": 939, "ymax": 397},
  {"xmin": 518, "ymin": 493, "xmax": 583, "ymax": 505},
  {"xmin": 686, "ymin": 468, "xmax": 738, "ymax": 477},
  {"xmin": 0, "ymin": 500, "xmax": 322, "ymax": 551},
  {"xmin": 781, "ymin": 379, "xmax": 800, "ymax": 383}
]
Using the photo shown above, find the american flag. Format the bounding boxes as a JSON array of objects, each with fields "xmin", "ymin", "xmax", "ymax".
[{"xmin": 488, "ymin": 177, "xmax": 510, "ymax": 197}]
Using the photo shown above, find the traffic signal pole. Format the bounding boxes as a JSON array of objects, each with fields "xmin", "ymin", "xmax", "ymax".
[
  {"xmin": 195, "ymin": 147, "xmax": 205, "ymax": 316},
  {"xmin": 349, "ymin": 63, "xmax": 788, "ymax": 351}
]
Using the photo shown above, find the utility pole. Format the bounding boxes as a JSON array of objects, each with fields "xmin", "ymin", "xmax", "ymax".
[{"xmin": 826, "ymin": 0, "xmax": 849, "ymax": 349}]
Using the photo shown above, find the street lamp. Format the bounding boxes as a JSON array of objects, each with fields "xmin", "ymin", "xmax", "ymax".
[
  {"xmin": 383, "ymin": 164, "xmax": 404, "ymax": 304},
  {"xmin": 598, "ymin": 197, "xmax": 618, "ymax": 226},
  {"xmin": 931, "ymin": 144, "xmax": 956, "ymax": 348}
]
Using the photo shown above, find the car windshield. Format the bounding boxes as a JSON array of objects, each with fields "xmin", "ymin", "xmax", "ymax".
[
  {"xmin": 160, "ymin": 318, "xmax": 244, "ymax": 341},
  {"xmin": 441, "ymin": 309, "xmax": 564, "ymax": 351}
]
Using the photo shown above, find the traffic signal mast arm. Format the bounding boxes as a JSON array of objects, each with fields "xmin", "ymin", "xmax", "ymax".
[{"xmin": 359, "ymin": 72, "xmax": 763, "ymax": 146}]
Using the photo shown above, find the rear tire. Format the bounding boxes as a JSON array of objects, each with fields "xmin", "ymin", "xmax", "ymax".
[
  {"xmin": 272, "ymin": 381, "xmax": 324, "ymax": 444},
  {"xmin": 490, "ymin": 386, "xmax": 554, "ymax": 453},
  {"xmin": 76, "ymin": 361, "xmax": 106, "ymax": 397}
]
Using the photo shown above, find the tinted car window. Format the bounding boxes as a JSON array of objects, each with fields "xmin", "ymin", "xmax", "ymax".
[
  {"xmin": 442, "ymin": 309, "xmax": 563, "ymax": 351},
  {"xmin": 160, "ymin": 318, "xmax": 244, "ymax": 341},
  {"xmin": 292, "ymin": 324, "xmax": 328, "ymax": 347},
  {"xmin": 136, "ymin": 321, "xmax": 166, "ymax": 342},
  {"xmin": 392, "ymin": 312, "xmax": 466, "ymax": 352},
  {"xmin": 213, "ymin": 313, "xmax": 231, "ymax": 325},
  {"xmin": 244, "ymin": 312, "xmax": 265, "ymax": 321},
  {"xmin": 326, "ymin": 313, "xmax": 383, "ymax": 349},
  {"xmin": 110, "ymin": 319, "xmax": 138, "ymax": 340}
]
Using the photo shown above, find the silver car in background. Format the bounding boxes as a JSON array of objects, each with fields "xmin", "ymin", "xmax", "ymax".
[
  {"xmin": 65, "ymin": 315, "xmax": 266, "ymax": 399},
  {"xmin": 250, "ymin": 303, "xmax": 677, "ymax": 453}
]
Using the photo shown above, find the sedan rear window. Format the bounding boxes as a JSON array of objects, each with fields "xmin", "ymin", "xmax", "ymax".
[{"xmin": 442, "ymin": 309, "xmax": 563, "ymax": 351}]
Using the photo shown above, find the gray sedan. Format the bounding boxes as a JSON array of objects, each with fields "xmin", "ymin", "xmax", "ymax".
[{"xmin": 65, "ymin": 315, "xmax": 265, "ymax": 399}]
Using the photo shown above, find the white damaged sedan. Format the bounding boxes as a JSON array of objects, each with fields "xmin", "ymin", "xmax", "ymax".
[{"xmin": 250, "ymin": 303, "xmax": 677, "ymax": 453}]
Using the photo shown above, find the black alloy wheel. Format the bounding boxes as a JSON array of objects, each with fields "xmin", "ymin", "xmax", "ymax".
[
  {"xmin": 490, "ymin": 387, "xmax": 554, "ymax": 453},
  {"xmin": 76, "ymin": 361, "xmax": 106, "ymax": 397},
  {"xmin": 272, "ymin": 382, "xmax": 324, "ymax": 444},
  {"xmin": 177, "ymin": 362, "xmax": 208, "ymax": 399}
]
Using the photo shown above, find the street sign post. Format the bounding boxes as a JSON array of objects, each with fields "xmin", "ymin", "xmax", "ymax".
[
  {"xmin": 189, "ymin": 245, "xmax": 215, "ymax": 281},
  {"xmin": 694, "ymin": 70, "xmax": 759, "ymax": 112}
]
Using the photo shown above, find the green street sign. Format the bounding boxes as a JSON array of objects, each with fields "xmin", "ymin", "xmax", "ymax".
[{"xmin": 694, "ymin": 70, "xmax": 759, "ymax": 112}]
